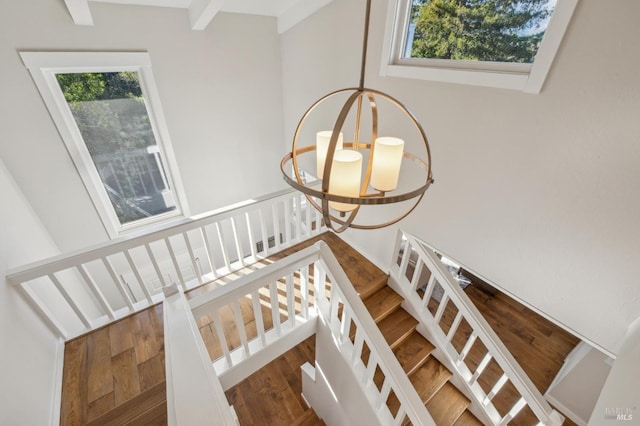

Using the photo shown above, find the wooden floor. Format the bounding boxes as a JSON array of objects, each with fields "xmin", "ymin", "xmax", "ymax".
[
  {"xmin": 60, "ymin": 231, "xmax": 579, "ymax": 425},
  {"xmin": 60, "ymin": 304, "xmax": 166, "ymax": 425},
  {"xmin": 225, "ymin": 337, "xmax": 323, "ymax": 425}
]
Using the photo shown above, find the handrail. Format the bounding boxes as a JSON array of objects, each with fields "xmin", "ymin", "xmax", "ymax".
[
  {"xmin": 7, "ymin": 186, "xmax": 324, "ymax": 339},
  {"xmin": 163, "ymin": 284, "xmax": 237, "ymax": 426},
  {"xmin": 390, "ymin": 230, "xmax": 564, "ymax": 425}
]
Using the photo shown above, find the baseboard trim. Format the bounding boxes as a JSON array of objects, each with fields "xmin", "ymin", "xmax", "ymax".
[
  {"xmin": 545, "ymin": 393, "xmax": 588, "ymax": 426},
  {"xmin": 50, "ymin": 337, "xmax": 65, "ymax": 426}
]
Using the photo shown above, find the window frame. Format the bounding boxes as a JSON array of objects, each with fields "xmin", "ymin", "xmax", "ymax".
[
  {"xmin": 20, "ymin": 51, "xmax": 189, "ymax": 238},
  {"xmin": 380, "ymin": 0, "xmax": 579, "ymax": 93}
]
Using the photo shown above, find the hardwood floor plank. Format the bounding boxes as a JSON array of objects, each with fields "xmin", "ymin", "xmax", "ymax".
[
  {"xmin": 132, "ymin": 309, "xmax": 161, "ymax": 365},
  {"xmin": 138, "ymin": 353, "xmax": 165, "ymax": 392},
  {"xmin": 225, "ymin": 338, "xmax": 316, "ymax": 426},
  {"xmin": 86, "ymin": 327, "xmax": 114, "ymax": 403},
  {"xmin": 60, "ymin": 337, "xmax": 88, "ymax": 425},
  {"xmin": 111, "ymin": 348, "xmax": 141, "ymax": 406},
  {"xmin": 108, "ymin": 317, "xmax": 134, "ymax": 357},
  {"xmin": 87, "ymin": 392, "xmax": 114, "ymax": 422}
]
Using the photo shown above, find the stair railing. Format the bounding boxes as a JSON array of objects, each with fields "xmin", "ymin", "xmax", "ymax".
[
  {"xmin": 315, "ymin": 242, "xmax": 436, "ymax": 425},
  {"xmin": 163, "ymin": 284, "xmax": 238, "ymax": 426},
  {"xmin": 389, "ymin": 230, "xmax": 564, "ymax": 425},
  {"xmin": 186, "ymin": 241, "xmax": 436, "ymax": 425},
  {"xmin": 6, "ymin": 187, "xmax": 325, "ymax": 340}
]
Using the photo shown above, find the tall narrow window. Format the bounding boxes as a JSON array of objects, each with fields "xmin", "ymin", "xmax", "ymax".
[{"xmin": 21, "ymin": 52, "xmax": 188, "ymax": 237}]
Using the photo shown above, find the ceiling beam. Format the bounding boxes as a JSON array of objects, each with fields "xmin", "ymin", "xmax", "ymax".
[
  {"xmin": 64, "ymin": 0, "xmax": 94, "ymax": 26},
  {"xmin": 189, "ymin": 0, "xmax": 224, "ymax": 30},
  {"xmin": 277, "ymin": 0, "xmax": 333, "ymax": 34}
]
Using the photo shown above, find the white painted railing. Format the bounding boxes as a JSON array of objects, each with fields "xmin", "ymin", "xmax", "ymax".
[
  {"xmin": 187, "ymin": 241, "xmax": 436, "ymax": 426},
  {"xmin": 390, "ymin": 230, "xmax": 564, "ymax": 426},
  {"xmin": 163, "ymin": 285, "xmax": 238, "ymax": 426},
  {"xmin": 6, "ymin": 187, "xmax": 325, "ymax": 340}
]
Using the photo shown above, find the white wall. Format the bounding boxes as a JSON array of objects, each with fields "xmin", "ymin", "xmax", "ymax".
[
  {"xmin": 280, "ymin": 0, "xmax": 640, "ymax": 355},
  {"xmin": 0, "ymin": 158, "xmax": 62, "ymax": 425},
  {"xmin": 590, "ymin": 317, "xmax": 640, "ymax": 425},
  {"xmin": 302, "ymin": 320, "xmax": 382, "ymax": 426},
  {"xmin": 0, "ymin": 0, "xmax": 286, "ymax": 253}
]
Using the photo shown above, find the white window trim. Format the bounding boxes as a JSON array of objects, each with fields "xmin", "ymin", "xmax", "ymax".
[
  {"xmin": 20, "ymin": 51, "xmax": 190, "ymax": 238},
  {"xmin": 380, "ymin": 0, "xmax": 579, "ymax": 93}
]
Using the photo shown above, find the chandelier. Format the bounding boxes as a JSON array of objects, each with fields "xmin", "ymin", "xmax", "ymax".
[{"xmin": 280, "ymin": 0, "xmax": 433, "ymax": 233}]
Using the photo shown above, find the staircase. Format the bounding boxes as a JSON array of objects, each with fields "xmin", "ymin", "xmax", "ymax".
[
  {"xmin": 361, "ymin": 284, "xmax": 482, "ymax": 425},
  {"xmin": 8, "ymin": 185, "xmax": 567, "ymax": 425}
]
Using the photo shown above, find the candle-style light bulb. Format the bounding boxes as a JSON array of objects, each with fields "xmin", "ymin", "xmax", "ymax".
[
  {"xmin": 316, "ymin": 131, "xmax": 343, "ymax": 179},
  {"xmin": 370, "ymin": 137, "xmax": 404, "ymax": 192},
  {"xmin": 329, "ymin": 150, "xmax": 362, "ymax": 212}
]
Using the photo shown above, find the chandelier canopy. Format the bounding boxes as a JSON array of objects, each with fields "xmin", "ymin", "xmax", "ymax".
[{"xmin": 280, "ymin": 0, "xmax": 433, "ymax": 233}]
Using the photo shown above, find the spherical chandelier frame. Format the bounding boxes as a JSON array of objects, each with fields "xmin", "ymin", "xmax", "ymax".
[{"xmin": 280, "ymin": 86, "xmax": 434, "ymax": 232}]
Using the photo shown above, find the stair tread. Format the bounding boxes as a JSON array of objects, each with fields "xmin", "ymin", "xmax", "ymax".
[
  {"xmin": 410, "ymin": 356, "xmax": 452, "ymax": 403},
  {"xmin": 85, "ymin": 381, "xmax": 166, "ymax": 426},
  {"xmin": 358, "ymin": 274, "xmax": 389, "ymax": 300},
  {"xmin": 378, "ymin": 309, "xmax": 418, "ymax": 349},
  {"xmin": 453, "ymin": 410, "xmax": 484, "ymax": 426},
  {"xmin": 393, "ymin": 332, "xmax": 435, "ymax": 375},
  {"xmin": 364, "ymin": 286, "xmax": 404, "ymax": 323},
  {"xmin": 425, "ymin": 382, "xmax": 470, "ymax": 426}
]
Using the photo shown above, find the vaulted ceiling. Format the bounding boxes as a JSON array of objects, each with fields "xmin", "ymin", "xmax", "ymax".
[{"xmin": 63, "ymin": 0, "xmax": 334, "ymax": 33}]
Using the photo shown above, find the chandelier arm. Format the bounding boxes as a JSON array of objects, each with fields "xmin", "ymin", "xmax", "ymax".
[
  {"xmin": 354, "ymin": 93, "xmax": 363, "ymax": 148},
  {"xmin": 360, "ymin": 91, "xmax": 378, "ymax": 196}
]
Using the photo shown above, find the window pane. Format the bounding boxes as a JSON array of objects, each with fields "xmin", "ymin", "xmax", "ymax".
[
  {"xmin": 56, "ymin": 72, "xmax": 177, "ymax": 225},
  {"xmin": 405, "ymin": 0, "xmax": 555, "ymax": 63}
]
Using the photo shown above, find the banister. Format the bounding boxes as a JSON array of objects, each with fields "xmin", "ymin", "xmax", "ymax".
[
  {"xmin": 163, "ymin": 284, "xmax": 237, "ymax": 425},
  {"xmin": 6, "ymin": 186, "xmax": 302, "ymax": 284},
  {"xmin": 188, "ymin": 245, "xmax": 321, "ymax": 311},
  {"xmin": 396, "ymin": 230, "xmax": 563, "ymax": 425},
  {"xmin": 316, "ymin": 241, "xmax": 436, "ymax": 425}
]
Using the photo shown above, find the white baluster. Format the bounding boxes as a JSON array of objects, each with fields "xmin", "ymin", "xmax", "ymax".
[
  {"xmin": 251, "ymin": 289, "xmax": 266, "ymax": 346},
  {"xmin": 183, "ymin": 232, "xmax": 202, "ymax": 284},
  {"xmin": 144, "ymin": 243, "xmax": 167, "ymax": 288},
  {"xmin": 245, "ymin": 212, "xmax": 257, "ymax": 261},
  {"xmin": 215, "ymin": 222, "xmax": 231, "ymax": 272},
  {"xmin": 231, "ymin": 300, "xmax": 250, "ymax": 358},
  {"xmin": 49, "ymin": 273, "xmax": 92, "ymax": 328},
  {"xmin": 199, "ymin": 226, "xmax": 218, "ymax": 278},
  {"xmin": 499, "ymin": 397, "xmax": 527, "ymax": 425},
  {"xmin": 77, "ymin": 264, "xmax": 115, "ymax": 320},
  {"xmin": 212, "ymin": 308, "xmax": 233, "ymax": 368},
  {"xmin": 165, "ymin": 237, "xmax": 185, "ymax": 287},
  {"xmin": 101, "ymin": 257, "xmax": 134, "ymax": 311},
  {"xmin": 269, "ymin": 281, "xmax": 281, "ymax": 335},
  {"xmin": 230, "ymin": 216, "xmax": 245, "ymax": 267},
  {"xmin": 258, "ymin": 209, "xmax": 269, "ymax": 256},
  {"xmin": 124, "ymin": 250, "xmax": 153, "ymax": 304}
]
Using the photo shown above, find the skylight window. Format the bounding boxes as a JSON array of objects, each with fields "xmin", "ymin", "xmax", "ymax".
[{"xmin": 381, "ymin": 0, "xmax": 577, "ymax": 92}]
